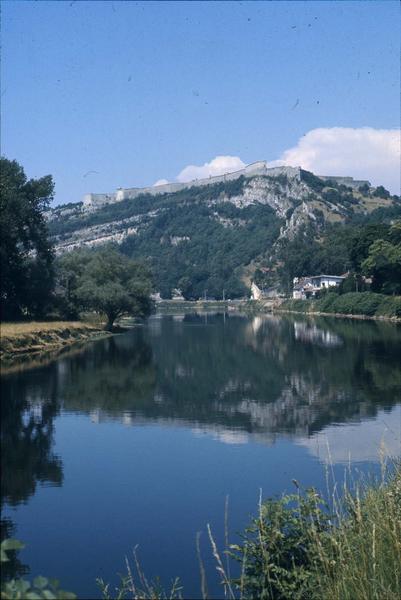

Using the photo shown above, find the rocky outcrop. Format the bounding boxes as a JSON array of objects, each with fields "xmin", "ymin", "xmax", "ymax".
[{"xmin": 48, "ymin": 166, "xmax": 396, "ymax": 257}]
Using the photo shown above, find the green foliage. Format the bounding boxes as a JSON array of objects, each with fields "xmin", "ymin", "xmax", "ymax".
[
  {"xmin": 229, "ymin": 488, "xmax": 332, "ymax": 599},
  {"xmin": 120, "ymin": 202, "xmax": 281, "ymax": 299},
  {"xmin": 362, "ymin": 236, "xmax": 401, "ymax": 295},
  {"xmin": 276, "ymin": 223, "xmax": 352, "ymax": 293},
  {"xmin": 228, "ymin": 466, "xmax": 401, "ymax": 600},
  {"xmin": 56, "ymin": 247, "xmax": 154, "ymax": 329},
  {"xmin": 1, "ymin": 540, "xmax": 76, "ymax": 600},
  {"xmin": 349, "ymin": 203, "xmax": 401, "ymax": 225},
  {"xmin": 282, "ymin": 292, "xmax": 401, "ymax": 318},
  {"xmin": 300, "ymin": 170, "xmax": 326, "ymax": 192},
  {"xmin": 348, "ymin": 223, "xmax": 389, "ymax": 272},
  {"xmin": 374, "ymin": 185, "xmax": 390, "ymax": 199},
  {"xmin": 276, "ymin": 219, "xmax": 401, "ymax": 295},
  {"xmin": 0, "ymin": 540, "xmax": 25, "ymax": 564},
  {"xmin": 0, "ymin": 157, "xmax": 55, "ymax": 320}
]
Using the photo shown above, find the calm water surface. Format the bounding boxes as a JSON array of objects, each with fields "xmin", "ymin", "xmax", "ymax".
[{"xmin": 1, "ymin": 312, "xmax": 401, "ymax": 599}]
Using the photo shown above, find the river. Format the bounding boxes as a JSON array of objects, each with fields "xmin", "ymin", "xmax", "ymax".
[{"xmin": 1, "ymin": 312, "xmax": 400, "ymax": 599}]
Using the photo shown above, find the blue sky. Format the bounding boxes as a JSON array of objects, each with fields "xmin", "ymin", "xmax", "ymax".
[{"xmin": 2, "ymin": 1, "xmax": 400, "ymax": 204}]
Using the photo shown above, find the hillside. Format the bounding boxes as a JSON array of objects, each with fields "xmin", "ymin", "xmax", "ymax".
[{"xmin": 48, "ymin": 167, "xmax": 400, "ymax": 299}]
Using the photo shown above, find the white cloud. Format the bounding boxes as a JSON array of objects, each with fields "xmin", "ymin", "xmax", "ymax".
[
  {"xmin": 267, "ymin": 127, "xmax": 400, "ymax": 194},
  {"xmin": 153, "ymin": 178, "xmax": 169, "ymax": 187},
  {"xmin": 170, "ymin": 127, "xmax": 400, "ymax": 193},
  {"xmin": 176, "ymin": 155, "xmax": 246, "ymax": 182}
]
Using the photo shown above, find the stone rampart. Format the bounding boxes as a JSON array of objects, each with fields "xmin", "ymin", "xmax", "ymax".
[
  {"xmin": 82, "ymin": 163, "xmax": 302, "ymax": 210},
  {"xmin": 82, "ymin": 162, "xmax": 370, "ymax": 211},
  {"xmin": 319, "ymin": 175, "xmax": 371, "ymax": 189}
]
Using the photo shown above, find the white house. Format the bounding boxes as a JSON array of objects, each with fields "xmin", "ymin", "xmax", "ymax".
[{"xmin": 293, "ymin": 275, "xmax": 345, "ymax": 299}]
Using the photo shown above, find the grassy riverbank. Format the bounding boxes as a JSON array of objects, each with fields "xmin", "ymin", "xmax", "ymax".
[
  {"xmin": 0, "ymin": 321, "xmax": 108, "ymax": 362},
  {"xmin": 277, "ymin": 291, "xmax": 401, "ymax": 321}
]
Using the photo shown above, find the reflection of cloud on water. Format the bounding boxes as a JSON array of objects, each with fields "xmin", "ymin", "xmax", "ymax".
[{"xmin": 296, "ymin": 405, "xmax": 401, "ymax": 464}]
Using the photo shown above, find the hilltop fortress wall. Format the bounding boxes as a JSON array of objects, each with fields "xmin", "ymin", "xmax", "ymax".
[{"xmin": 82, "ymin": 162, "xmax": 370, "ymax": 211}]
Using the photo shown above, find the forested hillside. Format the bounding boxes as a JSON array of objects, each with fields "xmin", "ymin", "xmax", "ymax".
[{"xmin": 48, "ymin": 170, "xmax": 401, "ymax": 299}]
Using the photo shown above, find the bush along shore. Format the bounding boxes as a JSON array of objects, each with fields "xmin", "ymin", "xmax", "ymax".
[
  {"xmin": 277, "ymin": 291, "xmax": 401, "ymax": 320},
  {"xmin": 2, "ymin": 463, "xmax": 399, "ymax": 600}
]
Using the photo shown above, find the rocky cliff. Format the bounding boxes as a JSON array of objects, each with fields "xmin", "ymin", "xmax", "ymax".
[
  {"xmin": 47, "ymin": 166, "xmax": 399, "ymax": 298},
  {"xmin": 48, "ymin": 167, "xmax": 393, "ymax": 252}
]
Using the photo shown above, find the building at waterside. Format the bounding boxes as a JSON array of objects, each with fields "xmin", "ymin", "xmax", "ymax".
[{"xmin": 293, "ymin": 275, "xmax": 345, "ymax": 299}]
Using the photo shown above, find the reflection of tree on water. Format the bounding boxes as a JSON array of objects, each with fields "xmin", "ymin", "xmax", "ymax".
[
  {"xmin": 2, "ymin": 314, "xmax": 400, "ymax": 509},
  {"xmin": 59, "ymin": 334, "xmax": 156, "ymax": 413},
  {"xmin": 1, "ymin": 375, "xmax": 63, "ymax": 507},
  {"xmin": 2, "ymin": 315, "xmax": 399, "ymax": 582},
  {"xmin": 1, "ymin": 370, "xmax": 64, "ymax": 580},
  {"xmin": 55, "ymin": 314, "xmax": 401, "ymax": 442}
]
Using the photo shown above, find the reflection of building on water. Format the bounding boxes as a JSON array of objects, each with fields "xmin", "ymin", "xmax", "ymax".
[
  {"xmin": 251, "ymin": 316, "xmax": 263, "ymax": 334},
  {"xmin": 90, "ymin": 409, "xmax": 101, "ymax": 424},
  {"xmin": 294, "ymin": 321, "xmax": 342, "ymax": 347}
]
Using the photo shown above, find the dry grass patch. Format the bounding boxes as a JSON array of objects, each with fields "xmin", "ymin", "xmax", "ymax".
[
  {"xmin": 0, "ymin": 321, "xmax": 96, "ymax": 338},
  {"xmin": 0, "ymin": 321, "xmax": 105, "ymax": 360}
]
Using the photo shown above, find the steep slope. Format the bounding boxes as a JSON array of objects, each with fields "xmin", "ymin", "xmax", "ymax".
[{"xmin": 48, "ymin": 167, "xmax": 400, "ymax": 299}]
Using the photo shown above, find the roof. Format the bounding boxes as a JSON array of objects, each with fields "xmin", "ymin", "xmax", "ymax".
[{"xmin": 308, "ymin": 274, "xmax": 346, "ymax": 280}]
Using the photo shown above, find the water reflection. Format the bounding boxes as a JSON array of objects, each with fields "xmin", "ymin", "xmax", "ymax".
[
  {"xmin": 1, "ymin": 369, "xmax": 63, "ymax": 577},
  {"xmin": 3, "ymin": 315, "xmax": 400, "ymax": 467},
  {"xmin": 1, "ymin": 313, "xmax": 400, "ymax": 586}
]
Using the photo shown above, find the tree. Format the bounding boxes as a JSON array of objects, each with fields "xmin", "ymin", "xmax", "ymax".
[
  {"xmin": 348, "ymin": 224, "xmax": 389, "ymax": 273},
  {"xmin": 0, "ymin": 157, "xmax": 54, "ymax": 319},
  {"xmin": 58, "ymin": 247, "xmax": 154, "ymax": 330},
  {"xmin": 362, "ymin": 237, "xmax": 401, "ymax": 295},
  {"xmin": 374, "ymin": 185, "xmax": 390, "ymax": 199},
  {"xmin": 55, "ymin": 248, "xmax": 93, "ymax": 318}
]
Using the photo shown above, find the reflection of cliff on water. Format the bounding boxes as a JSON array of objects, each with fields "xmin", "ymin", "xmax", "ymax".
[
  {"xmin": 50, "ymin": 313, "xmax": 401, "ymax": 441},
  {"xmin": 2, "ymin": 314, "xmax": 399, "ymax": 582},
  {"xmin": 2, "ymin": 314, "xmax": 400, "ymax": 473},
  {"xmin": 145, "ymin": 314, "xmax": 400, "ymax": 437}
]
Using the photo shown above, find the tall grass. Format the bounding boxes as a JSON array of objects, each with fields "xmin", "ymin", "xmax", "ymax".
[{"xmin": 97, "ymin": 462, "xmax": 400, "ymax": 600}]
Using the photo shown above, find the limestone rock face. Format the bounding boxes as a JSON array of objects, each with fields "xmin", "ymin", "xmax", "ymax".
[{"xmin": 48, "ymin": 165, "xmax": 393, "ymax": 256}]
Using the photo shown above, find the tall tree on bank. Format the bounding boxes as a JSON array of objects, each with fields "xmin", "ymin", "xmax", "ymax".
[
  {"xmin": 0, "ymin": 158, "xmax": 55, "ymax": 319},
  {"xmin": 57, "ymin": 247, "xmax": 154, "ymax": 330}
]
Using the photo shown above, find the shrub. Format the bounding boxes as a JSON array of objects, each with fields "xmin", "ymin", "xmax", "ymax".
[
  {"xmin": 325, "ymin": 292, "xmax": 382, "ymax": 316},
  {"xmin": 228, "ymin": 488, "xmax": 332, "ymax": 600},
  {"xmin": 375, "ymin": 295, "xmax": 401, "ymax": 318},
  {"xmin": 228, "ymin": 465, "xmax": 401, "ymax": 600},
  {"xmin": 1, "ymin": 539, "xmax": 76, "ymax": 599}
]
